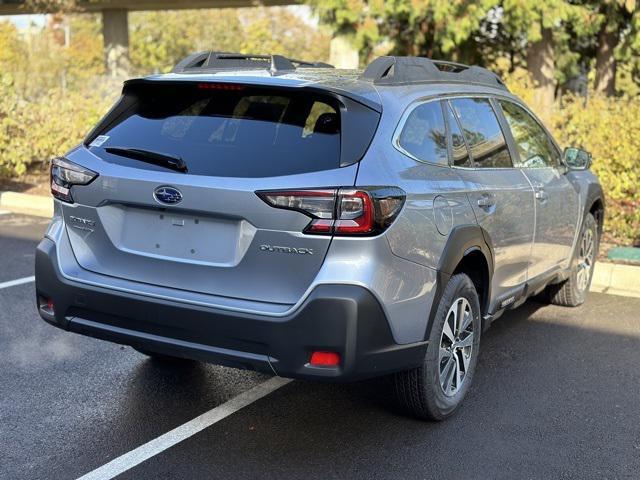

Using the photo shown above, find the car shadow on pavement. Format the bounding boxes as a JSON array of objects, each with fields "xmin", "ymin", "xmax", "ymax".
[
  {"xmin": 117, "ymin": 293, "xmax": 640, "ymax": 480},
  {"xmin": 113, "ymin": 353, "xmax": 269, "ymax": 433}
]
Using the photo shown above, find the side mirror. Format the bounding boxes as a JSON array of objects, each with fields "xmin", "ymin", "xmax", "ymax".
[{"xmin": 563, "ymin": 147, "xmax": 592, "ymax": 170}]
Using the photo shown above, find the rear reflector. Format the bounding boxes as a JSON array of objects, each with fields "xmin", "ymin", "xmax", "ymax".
[
  {"xmin": 257, "ymin": 187, "xmax": 405, "ymax": 236},
  {"xmin": 309, "ymin": 351, "xmax": 341, "ymax": 367},
  {"xmin": 38, "ymin": 297, "xmax": 55, "ymax": 315}
]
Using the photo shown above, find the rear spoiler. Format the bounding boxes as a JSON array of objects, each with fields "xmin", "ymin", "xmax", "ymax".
[{"xmin": 85, "ymin": 79, "xmax": 381, "ymax": 168}]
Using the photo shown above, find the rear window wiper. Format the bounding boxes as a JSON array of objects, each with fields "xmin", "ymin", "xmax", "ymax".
[{"xmin": 105, "ymin": 147, "xmax": 188, "ymax": 173}]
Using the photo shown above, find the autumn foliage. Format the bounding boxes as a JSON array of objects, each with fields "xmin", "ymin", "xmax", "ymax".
[{"xmin": 0, "ymin": 6, "xmax": 639, "ymax": 243}]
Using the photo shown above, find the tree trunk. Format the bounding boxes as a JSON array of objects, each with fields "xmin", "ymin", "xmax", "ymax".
[
  {"xmin": 594, "ymin": 23, "xmax": 618, "ymax": 96},
  {"xmin": 526, "ymin": 26, "xmax": 555, "ymax": 120},
  {"xmin": 102, "ymin": 9, "xmax": 130, "ymax": 78}
]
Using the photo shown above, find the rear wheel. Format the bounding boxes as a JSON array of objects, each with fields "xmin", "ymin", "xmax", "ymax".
[
  {"xmin": 546, "ymin": 213, "xmax": 598, "ymax": 307},
  {"xmin": 393, "ymin": 273, "xmax": 481, "ymax": 421}
]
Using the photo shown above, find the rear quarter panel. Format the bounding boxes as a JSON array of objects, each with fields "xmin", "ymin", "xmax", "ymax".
[
  {"xmin": 356, "ymin": 86, "xmax": 480, "ymax": 270},
  {"xmin": 349, "ymin": 86, "xmax": 483, "ymax": 344}
]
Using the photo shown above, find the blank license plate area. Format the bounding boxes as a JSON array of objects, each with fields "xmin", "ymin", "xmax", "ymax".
[{"xmin": 117, "ymin": 208, "xmax": 241, "ymax": 265}]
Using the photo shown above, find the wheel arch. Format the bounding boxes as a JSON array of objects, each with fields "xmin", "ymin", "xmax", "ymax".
[
  {"xmin": 424, "ymin": 224, "xmax": 494, "ymax": 340},
  {"xmin": 589, "ymin": 197, "xmax": 605, "ymax": 236},
  {"xmin": 583, "ymin": 182, "xmax": 605, "ymax": 236}
]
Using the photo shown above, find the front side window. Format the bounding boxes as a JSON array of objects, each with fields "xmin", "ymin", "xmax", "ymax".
[
  {"xmin": 499, "ymin": 101, "xmax": 560, "ymax": 168},
  {"xmin": 397, "ymin": 100, "xmax": 448, "ymax": 165},
  {"xmin": 450, "ymin": 98, "xmax": 512, "ymax": 169}
]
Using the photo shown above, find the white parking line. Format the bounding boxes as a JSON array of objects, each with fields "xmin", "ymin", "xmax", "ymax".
[
  {"xmin": 0, "ymin": 210, "xmax": 9, "ymax": 215},
  {"xmin": 76, "ymin": 376, "xmax": 292, "ymax": 480},
  {"xmin": 0, "ymin": 276, "xmax": 35, "ymax": 290}
]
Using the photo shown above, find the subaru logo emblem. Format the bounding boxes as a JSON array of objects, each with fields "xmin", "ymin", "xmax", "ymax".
[{"xmin": 153, "ymin": 186, "xmax": 182, "ymax": 205}]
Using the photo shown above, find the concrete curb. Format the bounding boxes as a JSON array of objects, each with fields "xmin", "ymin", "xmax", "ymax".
[
  {"xmin": 590, "ymin": 262, "xmax": 640, "ymax": 298},
  {"xmin": 0, "ymin": 191, "xmax": 53, "ymax": 218}
]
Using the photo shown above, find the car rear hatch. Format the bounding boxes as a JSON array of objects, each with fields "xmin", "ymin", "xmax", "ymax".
[{"xmin": 59, "ymin": 79, "xmax": 380, "ymax": 308}]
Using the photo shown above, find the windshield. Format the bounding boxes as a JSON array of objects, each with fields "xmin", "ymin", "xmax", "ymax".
[{"xmin": 87, "ymin": 83, "xmax": 342, "ymax": 178}]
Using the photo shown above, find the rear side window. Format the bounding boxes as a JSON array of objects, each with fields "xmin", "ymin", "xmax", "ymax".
[
  {"xmin": 88, "ymin": 83, "xmax": 341, "ymax": 178},
  {"xmin": 397, "ymin": 101, "xmax": 448, "ymax": 165},
  {"xmin": 499, "ymin": 100, "xmax": 561, "ymax": 168},
  {"xmin": 450, "ymin": 98, "xmax": 512, "ymax": 169}
]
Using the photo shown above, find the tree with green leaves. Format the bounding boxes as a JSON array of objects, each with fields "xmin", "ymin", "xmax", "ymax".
[
  {"xmin": 238, "ymin": 7, "xmax": 330, "ymax": 62},
  {"xmin": 129, "ymin": 9, "xmax": 244, "ymax": 74},
  {"xmin": 129, "ymin": 7, "xmax": 329, "ymax": 74},
  {"xmin": 307, "ymin": 0, "xmax": 598, "ymax": 115},
  {"xmin": 495, "ymin": 1, "xmax": 589, "ymax": 115},
  {"xmin": 306, "ymin": 0, "xmax": 495, "ymax": 65}
]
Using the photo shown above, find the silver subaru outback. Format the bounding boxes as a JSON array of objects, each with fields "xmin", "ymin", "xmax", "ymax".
[{"xmin": 36, "ymin": 53, "xmax": 604, "ymax": 420}]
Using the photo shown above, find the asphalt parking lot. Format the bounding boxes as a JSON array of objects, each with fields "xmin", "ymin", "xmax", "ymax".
[{"xmin": 1, "ymin": 211, "xmax": 639, "ymax": 480}]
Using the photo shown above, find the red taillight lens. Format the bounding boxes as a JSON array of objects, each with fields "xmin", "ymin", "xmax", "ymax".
[
  {"xmin": 306, "ymin": 218, "xmax": 334, "ymax": 234},
  {"xmin": 50, "ymin": 157, "xmax": 98, "ymax": 204},
  {"xmin": 309, "ymin": 351, "xmax": 341, "ymax": 367},
  {"xmin": 257, "ymin": 187, "xmax": 405, "ymax": 237},
  {"xmin": 334, "ymin": 190, "xmax": 374, "ymax": 234}
]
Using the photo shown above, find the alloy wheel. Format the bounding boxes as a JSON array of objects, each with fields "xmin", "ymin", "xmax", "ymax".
[
  {"xmin": 576, "ymin": 226, "xmax": 595, "ymax": 292},
  {"xmin": 439, "ymin": 297, "xmax": 475, "ymax": 397}
]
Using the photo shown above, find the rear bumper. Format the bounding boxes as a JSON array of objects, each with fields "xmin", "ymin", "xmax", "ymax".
[{"xmin": 35, "ymin": 238, "xmax": 427, "ymax": 381}]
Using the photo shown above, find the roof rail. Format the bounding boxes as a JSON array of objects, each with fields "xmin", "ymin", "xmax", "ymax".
[
  {"xmin": 360, "ymin": 56, "xmax": 508, "ymax": 91},
  {"xmin": 172, "ymin": 51, "xmax": 334, "ymax": 75}
]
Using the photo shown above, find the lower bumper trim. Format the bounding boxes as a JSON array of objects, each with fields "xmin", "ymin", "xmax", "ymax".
[{"xmin": 36, "ymin": 237, "xmax": 427, "ymax": 381}]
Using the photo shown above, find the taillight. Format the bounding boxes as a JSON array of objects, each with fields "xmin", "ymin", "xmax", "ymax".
[
  {"xmin": 257, "ymin": 187, "xmax": 405, "ymax": 236},
  {"xmin": 50, "ymin": 157, "xmax": 98, "ymax": 203},
  {"xmin": 334, "ymin": 190, "xmax": 374, "ymax": 234}
]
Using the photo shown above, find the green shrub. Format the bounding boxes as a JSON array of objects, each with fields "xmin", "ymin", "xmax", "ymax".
[
  {"xmin": 0, "ymin": 78, "xmax": 115, "ymax": 177},
  {"xmin": 551, "ymin": 95, "xmax": 640, "ymax": 244},
  {"xmin": 504, "ymin": 70, "xmax": 640, "ymax": 244}
]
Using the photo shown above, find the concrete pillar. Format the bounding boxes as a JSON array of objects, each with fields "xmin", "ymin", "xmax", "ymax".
[
  {"xmin": 102, "ymin": 9, "xmax": 130, "ymax": 77},
  {"xmin": 330, "ymin": 36, "xmax": 359, "ymax": 69}
]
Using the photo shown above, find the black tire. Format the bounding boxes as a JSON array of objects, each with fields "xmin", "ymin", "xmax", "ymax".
[
  {"xmin": 392, "ymin": 273, "xmax": 481, "ymax": 421},
  {"xmin": 546, "ymin": 213, "xmax": 598, "ymax": 307},
  {"xmin": 133, "ymin": 347, "xmax": 195, "ymax": 364}
]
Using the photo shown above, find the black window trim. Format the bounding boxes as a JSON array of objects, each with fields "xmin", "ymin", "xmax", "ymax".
[{"xmin": 443, "ymin": 99, "xmax": 473, "ymax": 168}]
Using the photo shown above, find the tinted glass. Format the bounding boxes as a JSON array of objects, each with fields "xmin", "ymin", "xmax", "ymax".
[
  {"xmin": 398, "ymin": 101, "xmax": 448, "ymax": 165},
  {"xmin": 445, "ymin": 101, "xmax": 472, "ymax": 167},
  {"xmin": 499, "ymin": 101, "xmax": 560, "ymax": 168},
  {"xmin": 450, "ymin": 98, "xmax": 512, "ymax": 168},
  {"xmin": 88, "ymin": 83, "xmax": 341, "ymax": 178}
]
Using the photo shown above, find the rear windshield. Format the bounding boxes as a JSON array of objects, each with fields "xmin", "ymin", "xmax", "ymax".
[{"xmin": 87, "ymin": 83, "xmax": 341, "ymax": 177}]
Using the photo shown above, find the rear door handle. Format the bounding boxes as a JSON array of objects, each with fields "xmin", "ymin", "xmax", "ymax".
[{"xmin": 477, "ymin": 194, "xmax": 495, "ymax": 208}]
